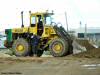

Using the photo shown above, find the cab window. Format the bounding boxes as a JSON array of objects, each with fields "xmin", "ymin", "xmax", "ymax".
[
  {"xmin": 31, "ymin": 16, "xmax": 36, "ymax": 27},
  {"xmin": 45, "ymin": 17, "xmax": 51, "ymax": 25},
  {"xmin": 44, "ymin": 15, "xmax": 53, "ymax": 25}
]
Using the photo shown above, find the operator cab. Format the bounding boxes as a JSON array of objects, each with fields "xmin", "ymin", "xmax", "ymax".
[
  {"xmin": 30, "ymin": 11, "xmax": 54, "ymax": 36},
  {"xmin": 30, "ymin": 13, "xmax": 43, "ymax": 36}
]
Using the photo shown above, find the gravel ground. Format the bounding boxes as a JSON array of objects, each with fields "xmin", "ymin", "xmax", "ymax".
[
  {"xmin": 0, "ymin": 42, "xmax": 100, "ymax": 75},
  {"xmin": 0, "ymin": 57, "xmax": 100, "ymax": 75}
]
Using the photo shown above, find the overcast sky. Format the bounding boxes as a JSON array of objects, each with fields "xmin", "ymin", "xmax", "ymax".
[{"xmin": 0, "ymin": 0, "xmax": 100, "ymax": 31}]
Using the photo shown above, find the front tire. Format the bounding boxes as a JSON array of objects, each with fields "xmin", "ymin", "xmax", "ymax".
[
  {"xmin": 12, "ymin": 38, "xmax": 30, "ymax": 56},
  {"xmin": 49, "ymin": 38, "xmax": 69, "ymax": 57}
]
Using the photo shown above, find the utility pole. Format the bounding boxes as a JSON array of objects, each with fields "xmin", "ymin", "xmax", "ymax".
[
  {"xmin": 65, "ymin": 12, "xmax": 69, "ymax": 32},
  {"xmin": 84, "ymin": 23, "xmax": 87, "ymax": 39},
  {"xmin": 80, "ymin": 21, "xmax": 82, "ymax": 28}
]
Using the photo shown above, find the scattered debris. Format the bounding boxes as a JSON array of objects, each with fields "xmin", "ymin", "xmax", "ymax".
[
  {"xmin": 0, "ymin": 53, "xmax": 11, "ymax": 57},
  {"xmin": 0, "ymin": 49, "xmax": 13, "ymax": 57},
  {"xmin": 82, "ymin": 64, "xmax": 100, "ymax": 70},
  {"xmin": 72, "ymin": 41, "xmax": 86, "ymax": 54}
]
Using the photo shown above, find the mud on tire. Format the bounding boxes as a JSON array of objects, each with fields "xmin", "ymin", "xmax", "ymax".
[
  {"xmin": 49, "ymin": 38, "xmax": 69, "ymax": 57},
  {"xmin": 12, "ymin": 38, "xmax": 30, "ymax": 56}
]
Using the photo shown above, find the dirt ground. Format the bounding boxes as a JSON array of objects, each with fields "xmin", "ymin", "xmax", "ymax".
[
  {"xmin": 0, "ymin": 56, "xmax": 100, "ymax": 75},
  {"xmin": 0, "ymin": 44, "xmax": 100, "ymax": 75},
  {"xmin": 73, "ymin": 48, "xmax": 100, "ymax": 58}
]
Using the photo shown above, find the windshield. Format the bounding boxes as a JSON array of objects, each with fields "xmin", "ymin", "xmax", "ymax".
[
  {"xmin": 45, "ymin": 16, "xmax": 51, "ymax": 25},
  {"xmin": 44, "ymin": 14, "xmax": 55, "ymax": 25},
  {"xmin": 44, "ymin": 15, "xmax": 58, "ymax": 26}
]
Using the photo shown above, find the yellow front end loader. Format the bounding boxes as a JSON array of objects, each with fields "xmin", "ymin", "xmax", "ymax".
[{"xmin": 4, "ymin": 11, "xmax": 73, "ymax": 57}]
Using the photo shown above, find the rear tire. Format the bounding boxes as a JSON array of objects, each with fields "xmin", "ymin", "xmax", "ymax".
[
  {"xmin": 12, "ymin": 38, "xmax": 30, "ymax": 56},
  {"xmin": 49, "ymin": 38, "xmax": 69, "ymax": 57}
]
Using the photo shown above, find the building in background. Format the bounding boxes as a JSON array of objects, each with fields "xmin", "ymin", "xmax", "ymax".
[
  {"xmin": 73, "ymin": 27, "xmax": 100, "ymax": 47},
  {"xmin": 75, "ymin": 28, "xmax": 100, "ymax": 39}
]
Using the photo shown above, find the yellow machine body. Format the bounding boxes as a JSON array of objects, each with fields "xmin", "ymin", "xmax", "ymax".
[
  {"xmin": 12, "ymin": 26, "xmax": 56, "ymax": 38},
  {"xmin": 5, "ymin": 11, "xmax": 73, "ymax": 57},
  {"xmin": 11, "ymin": 11, "xmax": 57, "ymax": 41}
]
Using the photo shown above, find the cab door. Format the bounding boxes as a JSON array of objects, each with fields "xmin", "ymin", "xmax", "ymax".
[
  {"xmin": 37, "ymin": 15, "xmax": 44, "ymax": 36},
  {"xmin": 30, "ymin": 15, "xmax": 37, "ymax": 35}
]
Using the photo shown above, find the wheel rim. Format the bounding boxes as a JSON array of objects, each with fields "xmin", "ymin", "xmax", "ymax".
[
  {"xmin": 16, "ymin": 44, "xmax": 24, "ymax": 52},
  {"xmin": 52, "ymin": 42, "xmax": 63, "ymax": 53}
]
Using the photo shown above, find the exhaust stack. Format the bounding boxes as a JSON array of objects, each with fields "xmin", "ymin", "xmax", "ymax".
[{"xmin": 21, "ymin": 11, "xmax": 24, "ymax": 27}]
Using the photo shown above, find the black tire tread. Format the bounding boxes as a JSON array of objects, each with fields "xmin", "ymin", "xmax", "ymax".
[
  {"xmin": 12, "ymin": 38, "xmax": 30, "ymax": 56},
  {"xmin": 49, "ymin": 38, "xmax": 69, "ymax": 57}
]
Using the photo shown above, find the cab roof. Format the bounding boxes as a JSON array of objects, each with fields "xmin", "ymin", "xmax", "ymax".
[{"xmin": 31, "ymin": 12, "xmax": 54, "ymax": 16}]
